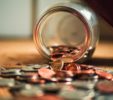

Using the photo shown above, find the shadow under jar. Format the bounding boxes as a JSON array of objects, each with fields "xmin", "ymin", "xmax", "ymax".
[{"xmin": 33, "ymin": 1, "xmax": 99, "ymax": 63}]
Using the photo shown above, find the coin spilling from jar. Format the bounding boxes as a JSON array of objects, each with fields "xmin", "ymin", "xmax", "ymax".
[{"xmin": 0, "ymin": 45, "xmax": 113, "ymax": 100}]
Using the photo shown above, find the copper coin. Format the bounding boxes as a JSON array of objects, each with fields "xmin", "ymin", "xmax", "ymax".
[
  {"xmin": 61, "ymin": 57, "xmax": 74, "ymax": 63},
  {"xmin": 80, "ymin": 69, "xmax": 95, "ymax": 74},
  {"xmin": 38, "ymin": 68, "xmax": 55, "ymax": 79},
  {"xmin": 50, "ymin": 60, "xmax": 64, "ymax": 71},
  {"xmin": 51, "ymin": 53, "xmax": 64, "ymax": 61},
  {"xmin": 95, "ymin": 70, "xmax": 113, "ymax": 80},
  {"xmin": 96, "ymin": 80, "xmax": 113, "ymax": 94},
  {"xmin": 54, "ymin": 70, "xmax": 73, "ymax": 78},
  {"xmin": 64, "ymin": 63, "xmax": 81, "ymax": 72},
  {"xmin": 80, "ymin": 64, "xmax": 94, "ymax": 70}
]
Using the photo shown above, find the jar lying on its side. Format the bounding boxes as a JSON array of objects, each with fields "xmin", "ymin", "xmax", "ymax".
[{"xmin": 33, "ymin": 1, "xmax": 99, "ymax": 63}]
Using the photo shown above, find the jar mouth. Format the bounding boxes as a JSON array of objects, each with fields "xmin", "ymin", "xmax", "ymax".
[{"xmin": 34, "ymin": 6, "xmax": 91, "ymax": 62}]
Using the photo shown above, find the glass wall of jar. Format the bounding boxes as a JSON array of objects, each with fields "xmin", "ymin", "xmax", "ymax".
[{"xmin": 33, "ymin": 1, "xmax": 99, "ymax": 63}]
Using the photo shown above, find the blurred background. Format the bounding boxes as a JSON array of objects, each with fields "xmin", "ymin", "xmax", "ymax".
[{"xmin": 0, "ymin": 0, "xmax": 113, "ymax": 40}]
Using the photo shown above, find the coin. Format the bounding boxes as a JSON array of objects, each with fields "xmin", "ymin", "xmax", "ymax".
[
  {"xmin": 21, "ymin": 67, "xmax": 36, "ymax": 72},
  {"xmin": 72, "ymin": 81, "xmax": 95, "ymax": 90},
  {"xmin": 1, "ymin": 69, "xmax": 22, "ymax": 77},
  {"xmin": 64, "ymin": 63, "xmax": 81, "ymax": 72},
  {"xmin": 60, "ymin": 86, "xmax": 95, "ymax": 100},
  {"xmin": 0, "ymin": 78, "xmax": 15, "ymax": 87},
  {"xmin": 50, "ymin": 60, "xmax": 64, "ymax": 71},
  {"xmin": 95, "ymin": 80, "xmax": 113, "ymax": 94},
  {"xmin": 38, "ymin": 68, "xmax": 55, "ymax": 79},
  {"xmin": 95, "ymin": 70, "xmax": 113, "ymax": 80},
  {"xmin": 19, "ymin": 85, "xmax": 43, "ymax": 97},
  {"xmin": 41, "ymin": 83, "xmax": 61, "ymax": 94}
]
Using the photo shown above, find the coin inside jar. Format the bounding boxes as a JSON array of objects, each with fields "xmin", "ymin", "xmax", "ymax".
[
  {"xmin": 64, "ymin": 63, "xmax": 81, "ymax": 72},
  {"xmin": 49, "ymin": 45, "xmax": 80, "ymax": 62}
]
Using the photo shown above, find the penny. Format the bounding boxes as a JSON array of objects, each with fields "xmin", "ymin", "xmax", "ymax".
[
  {"xmin": 50, "ymin": 45, "xmax": 80, "ymax": 62},
  {"xmin": 64, "ymin": 63, "xmax": 81, "ymax": 72},
  {"xmin": 54, "ymin": 70, "xmax": 73, "ymax": 78},
  {"xmin": 50, "ymin": 60, "xmax": 64, "ymax": 71},
  {"xmin": 61, "ymin": 57, "xmax": 74, "ymax": 63},
  {"xmin": 80, "ymin": 64, "xmax": 94, "ymax": 70},
  {"xmin": 51, "ymin": 53, "xmax": 64, "ymax": 59},
  {"xmin": 80, "ymin": 69, "xmax": 95, "ymax": 74},
  {"xmin": 38, "ymin": 68, "xmax": 55, "ymax": 79},
  {"xmin": 96, "ymin": 80, "xmax": 113, "ymax": 94},
  {"xmin": 95, "ymin": 70, "xmax": 113, "ymax": 80}
]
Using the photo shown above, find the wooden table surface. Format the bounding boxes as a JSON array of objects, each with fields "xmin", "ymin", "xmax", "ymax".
[{"xmin": 0, "ymin": 39, "xmax": 113, "ymax": 71}]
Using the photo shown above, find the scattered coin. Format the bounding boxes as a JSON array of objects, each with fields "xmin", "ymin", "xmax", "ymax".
[
  {"xmin": 0, "ymin": 78, "xmax": 15, "ymax": 87},
  {"xmin": 38, "ymin": 68, "xmax": 55, "ymax": 79},
  {"xmin": 95, "ymin": 80, "xmax": 113, "ymax": 94}
]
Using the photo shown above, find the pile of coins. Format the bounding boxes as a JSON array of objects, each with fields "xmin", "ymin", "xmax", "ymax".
[
  {"xmin": 0, "ymin": 63, "xmax": 113, "ymax": 100},
  {"xmin": 0, "ymin": 45, "xmax": 113, "ymax": 100},
  {"xmin": 49, "ymin": 45, "xmax": 80, "ymax": 62}
]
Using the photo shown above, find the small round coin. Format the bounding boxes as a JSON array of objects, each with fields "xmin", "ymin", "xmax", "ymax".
[{"xmin": 95, "ymin": 80, "xmax": 113, "ymax": 94}]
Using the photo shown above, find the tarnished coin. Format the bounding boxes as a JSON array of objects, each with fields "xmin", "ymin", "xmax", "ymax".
[
  {"xmin": 1, "ymin": 69, "xmax": 22, "ymax": 77},
  {"xmin": 40, "ymin": 64, "xmax": 50, "ymax": 69},
  {"xmin": 94, "ymin": 95, "xmax": 113, "ymax": 100},
  {"xmin": 74, "ymin": 72, "xmax": 98, "ymax": 81},
  {"xmin": 21, "ymin": 67, "xmax": 36, "ymax": 72},
  {"xmin": 0, "ymin": 78, "xmax": 15, "ymax": 87},
  {"xmin": 10, "ymin": 83, "xmax": 27, "ymax": 94},
  {"xmin": 1, "ymin": 69, "xmax": 21, "ymax": 74},
  {"xmin": 26, "ymin": 64, "xmax": 42, "ymax": 69},
  {"xmin": 17, "ymin": 72, "xmax": 38, "ymax": 83},
  {"xmin": 50, "ymin": 60, "xmax": 64, "ymax": 71},
  {"xmin": 40, "ymin": 83, "xmax": 61, "ymax": 94},
  {"xmin": 60, "ymin": 85, "xmax": 95, "ymax": 100},
  {"xmin": 19, "ymin": 85, "xmax": 43, "ymax": 97},
  {"xmin": 72, "ymin": 81, "xmax": 95, "ymax": 90}
]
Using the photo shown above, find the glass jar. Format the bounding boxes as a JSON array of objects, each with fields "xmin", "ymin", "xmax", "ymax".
[{"xmin": 33, "ymin": 1, "xmax": 99, "ymax": 63}]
